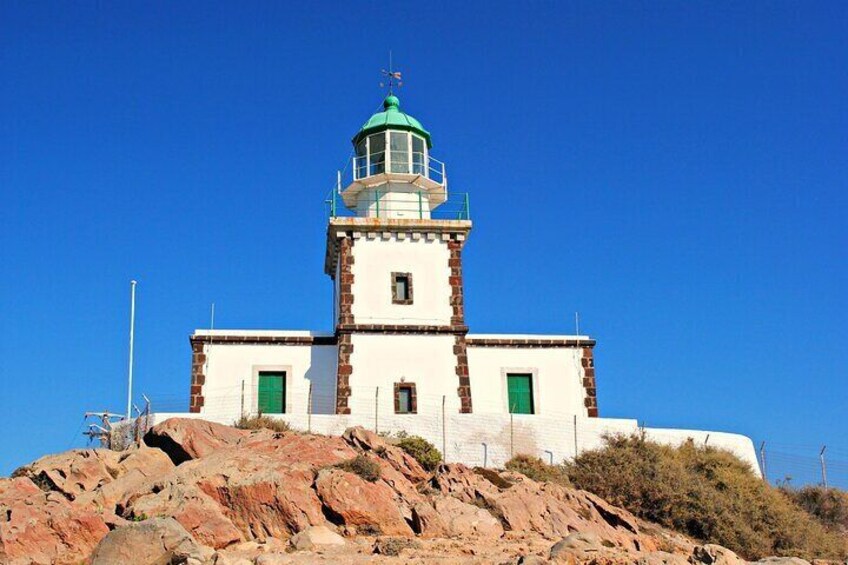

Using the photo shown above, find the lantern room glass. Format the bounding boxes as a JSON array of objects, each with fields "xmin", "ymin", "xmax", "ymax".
[{"xmin": 353, "ymin": 131, "xmax": 428, "ymax": 180}]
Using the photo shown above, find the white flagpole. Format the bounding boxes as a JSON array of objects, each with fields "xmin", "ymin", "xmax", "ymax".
[{"xmin": 126, "ymin": 280, "xmax": 137, "ymax": 420}]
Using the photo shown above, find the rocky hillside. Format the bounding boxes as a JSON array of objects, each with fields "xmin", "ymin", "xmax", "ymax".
[{"xmin": 0, "ymin": 419, "xmax": 834, "ymax": 564}]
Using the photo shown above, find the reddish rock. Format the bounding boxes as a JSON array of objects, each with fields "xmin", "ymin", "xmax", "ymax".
[
  {"xmin": 0, "ymin": 477, "xmax": 109, "ymax": 565},
  {"xmin": 89, "ymin": 516, "xmax": 212, "ymax": 565},
  {"xmin": 342, "ymin": 427, "xmax": 429, "ymax": 483},
  {"xmin": 144, "ymin": 417, "xmax": 254, "ymax": 463},
  {"xmin": 433, "ymin": 496, "xmax": 504, "ymax": 538},
  {"xmin": 315, "ymin": 468, "xmax": 413, "ymax": 536}
]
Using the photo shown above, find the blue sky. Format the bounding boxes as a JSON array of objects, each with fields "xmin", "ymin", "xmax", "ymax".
[{"xmin": 1, "ymin": 2, "xmax": 846, "ymax": 485}]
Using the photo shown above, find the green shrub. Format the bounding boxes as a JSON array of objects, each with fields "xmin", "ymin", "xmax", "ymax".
[
  {"xmin": 396, "ymin": 435, "xmax": 442, "ymax": 472},
  {"xmin": 234, "ymin": 414, "xmax": 291, "ymax": 433},
  {"xmin": 505, "ymin": 454, "xmax": 571, "ymax": 487},
  {"xmin": 336, "ymin": 455, "xmax": 382, "ymax": 482},
  {"xmin": 563, "ymin": 434, "xmax": 847, "ymax": 561},
  {"xmin": 781, "ymin": 484, "xmax": 848, "ymax": 533}
]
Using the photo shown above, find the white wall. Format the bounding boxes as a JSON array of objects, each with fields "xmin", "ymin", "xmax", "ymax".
[
  {"xmin": 348, "ymin": 334, "xmax": 462, "ymax": 416},
  {"xmin": 351, "ymin": 236, "xmax": 452, "ymax": 325},
  {"xmin": 150, "ymin": 409, "xmax": 761, "ymax": 477},
  {"xmin": 199, "ymin": 336, "xmax": 337, "ymax": 421},
  {"xmin": 466, "ymin": 345, "xmax": 588, "ymax": 417}
]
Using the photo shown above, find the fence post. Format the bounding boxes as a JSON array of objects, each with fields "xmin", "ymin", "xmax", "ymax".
[
  {"xmin": 510, "ymin": 411, "xmax": 514, "ymax": 459},
  {"xmin": 240, "ymin": 380, "xmax": 245, "ymax": 420},
  {"xmin": 573, "ymin": 414, "xmax": 578, "ymax": 458},
  {"xmin": 820, "ymin": 445, "xmax": 828, "ymax": 489},
  {"xmin": 482, "ymin": 443, "xmax": 488, "ymax": 468},
  {"xmin": 759, "ymin": 441, "xmax": 768, "ymax": 482},
  {"xmin": 704, "ymin": 434, "xmax": 710, "ymax": 446},
  {"xmin": 374, "ymin": 387, "xmax": 379, "ymax": 434},
  {"xmin": 308, "ymin": 382, "xmax": 313, "ymax": 434},
  {"xmin": 441, "ymin": 395, "xmax": 446, "ymax": 463}
]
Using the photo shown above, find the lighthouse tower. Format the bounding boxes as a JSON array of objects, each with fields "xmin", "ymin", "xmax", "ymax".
[{"xmin": 325, "ymin": 94, "xmax": 473, "ymax": 416}]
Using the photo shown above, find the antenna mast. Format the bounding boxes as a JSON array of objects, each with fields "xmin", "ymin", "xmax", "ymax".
[{"xmin": 126, "ymin": 280, "xmax": 137, "ymax": 420}]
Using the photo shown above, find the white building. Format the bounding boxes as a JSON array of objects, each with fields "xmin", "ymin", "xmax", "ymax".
[{"xmin": 173, "ymin": 93, "xmax": 760, "ymax": 472}]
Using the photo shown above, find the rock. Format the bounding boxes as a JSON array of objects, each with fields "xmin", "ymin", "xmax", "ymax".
[
  {"xmin": 637, "ymin": 551, "xmax": 690, "ymax": 564},
  {"xmin": 289, "ymin": 525, "xmax": 345, "ymax": 550},
  {"xmin": 550, "ymin": 532, "xmax": 605, "ymax": 557},
  {"xmin": 433, "ymin": 496, "xmax": 504, "ymax": 538},
  {"xmin": 517, "ymin": 556, "xmax": 549, "ymax": 565},
  {"xmin": 123, "ymin": 432, "xmax": 357, "ymax": 544},
  {"xmin": 342, "ymin": 427, "xmax": 429, "ymax": 482},
  {"xmin": 88, "ymin": 516, "xmax": 213, "ymax": 565},
  {"xmin": 754, "ymin": 557, "xmax": 810, "ymax": 565},
  {"xmin": 11, "ymin": 446, "xmax": 173, "ymax": 506},
  {"xmin": 254, "ymin": 554, "xmax": 294, "ymax": 565},
  {"xmin": 410, "ymin": 501, "xmax": 449, "ymax": 536},
  {"xmin": 315, "ymin": 468, "xmax": 413, "ymax": 536},
  {"xmin": 144, "ymin": 417, "xmax": 254, "ymax": 464},
  {"xmin": 121, "ymin": 481, "xmax": 243, "ymax": 548},
  {"xmin": 0, "ymin": 477, "xmax": 109, "ymax": 565},
  {"xmin": 691, "ymin": 544, "xmax": 746, "ymax": 565}
]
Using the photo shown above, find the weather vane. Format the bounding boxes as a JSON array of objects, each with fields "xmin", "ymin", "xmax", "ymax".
[{"xmin": 380, "ymin": 50, "xmax": 403, "ymax": 94}]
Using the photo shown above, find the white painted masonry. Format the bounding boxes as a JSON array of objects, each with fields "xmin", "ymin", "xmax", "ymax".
[
  {"xmin": 350, "ymin": 235, "xmax": 452, "ymax": 325},
  {"xmin": 466, "ymin": 341, "xmax": 588, "ymax": 416}
]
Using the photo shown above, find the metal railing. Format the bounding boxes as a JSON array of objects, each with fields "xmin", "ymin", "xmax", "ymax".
[
  {"xmin": 326, "ymin": 190, "xmax": 470, "ymax": 221},
  {"xmin": 352, "ymin": 151, "xmax": 446, "ymax": 186}
]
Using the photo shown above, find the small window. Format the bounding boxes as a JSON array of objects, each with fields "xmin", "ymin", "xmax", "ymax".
[
  {"xmin": 391, "ymin": 272, "xmax": 413, "ymax": 304},
  {"xmin": 507, "ymin": 373, "xmax": 534, "ymax": 414},
  {"xmin": 394, "ymin": 382, "xmax": 416, "ymax": 414}
]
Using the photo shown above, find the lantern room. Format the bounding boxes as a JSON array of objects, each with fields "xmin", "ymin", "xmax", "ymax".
[{"xmin": 339, "ymin": 94, "xmax": 447, "ymax": 219}]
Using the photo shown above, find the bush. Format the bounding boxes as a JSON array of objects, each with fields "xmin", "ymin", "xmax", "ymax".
[
  {"xmin": 234, "ymin": 414, "xmax": 291, "ymax": 433},
  {"xmin": 395, "ymin": 435, "xmax": 442, "ymax": 472},
  {"xmin": 505, "ymin": 454, "xmax": 571, "ymax": 487},
  {"xmin": 563, "ymin": 434, "xmax": 847, "ymax": 561},
  {"xmin": 781, "ymin": 485, "xmax": 848, "ymax": 533},
  {"xmin": 336, "ymin": 455, "xmax": 382, "ymax": 482}
]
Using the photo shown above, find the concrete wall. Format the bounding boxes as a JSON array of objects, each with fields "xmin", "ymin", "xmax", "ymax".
[
  {"xmin": 151, "ymin": 409, "xmax": 761, "ymax": 476},
  {"xmin": 350, "ymin": 236, "xmax": 452, "ymax": 325},
  {"xmin": 466, "ymin": 343, "xmax": 588, "ymax": 417}
]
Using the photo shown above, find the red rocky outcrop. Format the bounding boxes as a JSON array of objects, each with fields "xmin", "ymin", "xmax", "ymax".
[{"xmin": 0, "ymin": 477, "xmax": 109, "ymax": 565}]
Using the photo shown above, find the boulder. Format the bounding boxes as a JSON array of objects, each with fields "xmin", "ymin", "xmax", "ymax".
[
  {"xmin": 342, "ymin": 427, "xmax": 429, "ymax": 482},
  {"xmin": 410, "ymin": 501, "xmax": 449, "ymax": 537},
  {"xmin": 144, "ymin": 417, "xmax": 254, "ymax": 464},
  {"xmin": 314, "ymin": 468, "xmax": 413, "ymax": 536},
  {"xmin": 122, "ymin": 432, "xmax": 357, "ymax": 544},
  {"xmin": 433, "ymin": 496, "xmax": 504, "ymax": 538},
  {"xmin": 0, "ymin": 477, "xmax": 109, "ymax": 565},
  {"xmin": 89, "ymin": 516, "xmax": 212, "ymax": 565},
  {"xmin": 289, "ymin": 525, "xmax": 345, "ymax": 550},
  {"xmin": 691, "ymin": 544, "xmax": 746, "ymax": 565}
]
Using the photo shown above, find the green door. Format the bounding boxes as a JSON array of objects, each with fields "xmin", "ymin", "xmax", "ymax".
[
  {"xmin": 258, "ymin": 372, "xmax": 286, "ymax": 414},
  {"xmin": 507, "ymin": 374, "xmax": 534, "ymax": 414}
]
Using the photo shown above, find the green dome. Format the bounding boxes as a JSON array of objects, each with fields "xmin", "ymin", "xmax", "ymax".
[{"xmin": 352, "ymin": 94, "xmax": 432, "ymax": 148}]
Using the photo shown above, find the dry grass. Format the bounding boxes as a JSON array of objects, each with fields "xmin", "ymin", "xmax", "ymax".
[
  {"xmin": 505, "ymin": 454, "xmax": 571, "ymax": 487},
  {"xmin": 234, "ymin": 414, "xmax": 291, "ymax": 433},
  {"xmin": 781, "ymin": 484, "xmax": 848, "ymax": 534},
  {"xmin": 335, "ymin": 455, "xmax": 382, "ymax": 482},
  {"xmin": 564, "ymin": 434, "xmax": 847, "ymax": 561}
]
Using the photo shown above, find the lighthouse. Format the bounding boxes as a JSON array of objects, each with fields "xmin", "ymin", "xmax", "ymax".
[{"xmin": 326, "ymin": 93, "xmax": 474, "ymax": 415}]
